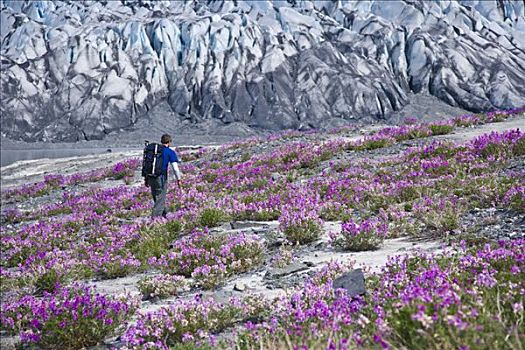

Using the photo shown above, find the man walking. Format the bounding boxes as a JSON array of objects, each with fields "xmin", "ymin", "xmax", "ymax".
[{"xmin": 145, "ymin": 134, "xmax": 182, "ymax": 218}]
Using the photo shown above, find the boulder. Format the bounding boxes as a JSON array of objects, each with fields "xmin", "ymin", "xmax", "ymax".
[
  {"xmin": 266, "ymin": 262, "xmax": 310, "ymax": 279},
  {"xmin": 333, "ymin": 269, "xmax": 366, "ymax": 297}
]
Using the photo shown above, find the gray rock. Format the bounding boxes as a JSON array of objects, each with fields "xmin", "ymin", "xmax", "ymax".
[
  {"xmin": 233, "ymin": 282, "xmax": 246, "ymax": 292},
  {"xmin": 271, "ymin": 172, "xmax": 283, "ymax": 181},
  {"xmin": 210, "ymin": 290, "xmax": 234, "ymax": 305},
  {"xmin": 0, "ymin": 335, "xmax": 19, "ymax": 350},
  {"xmin": 268, "ymin": 237, "xmax": 286, "ymax": 249},
  {"xmin": 266, "ymin": 262, "xmax": 309, "ymax": 279},
  {"xmin": 230, "ymin": 221, "xmax": 270, "ymax": 230},
  {"xmin": 333, "ymin": 269, "xmax": 366, "ymax": 297},
  {"xmin": 216, "ymin": 222, "xmax": 233, "ymax": 231}
]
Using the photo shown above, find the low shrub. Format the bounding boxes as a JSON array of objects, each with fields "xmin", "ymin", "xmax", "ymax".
[
  {"xmin": 111, "ymin": 159, "xmax": 140, "ymax": 180},
  {"xmin": 413, "ymin": 198, "xmax": 462, "ymax": 235},
  {"xmin": 471, "ymin": 129, "xmax": 523, "ymax": 160},
  {"xmin": 198, "ymin": 207, "xmax": 229, "ymax": 228},
  {"xmin": 360, "ymin": 241, "xmax": 525, "ymax": 350},
  {"xmin": 122, "ymin": 295, "xmax": 269, "ymax": 348},
  {"xmin": 270, "ymin": 243, "xmax": 295, "ymax": 268},
  {"xmin": 132, "ymin": 220, "xmax": 182, "ymax": 264},
  {"xmin": 279, "ymin": 205, "xmax": 323, "ymax": 244},
  {"xmin": 0, "ymin": 284, "xmax": 138, "ymax": 350},
  {"xmin": 319, "ymin": 202, "xmax": 352, "ymax": 221},
  {"xmin": 98, "ymin": 256, "xmax": 141, "ymax": 279},
  {"xmin": 278, "ymin": 191, "xmax": 323, "ymax": 244},
  {"xmin": 485, "ymin": 112, "xmax": 507, "ymax": 122},
  {"xmin": 329, "ymin": 218, "xmax": 387, "ymax": 251},
  {"xmin": 512, "ymin": 136, "xmax": 525, "ymax": 156},
  {"xmin": 154, "ymin": 229, "xmax": 264, "ymax": 289},
  {"xmin": 502, "ymin": 186, "xmax": 525, "ymax": 212},
  {"xmin": 360, "ymin": 138, "xmax": 393, "ymax": 150},
  {"xmin": 429, "ymin": 124, "xmax": 454, "ymax": 135},
  {"xmin": 34, "ymin": 269, "xmax": 63, "ymax": 293},
  {"xmin": 138, "ymin": 274, "xmax": 188, "ymax": 299},
  {"xmin": 452, "ymin": 114, "xmax": 482, "ymax": 127}
]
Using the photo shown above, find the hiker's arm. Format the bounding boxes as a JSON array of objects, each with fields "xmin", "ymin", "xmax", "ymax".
[{"xmin": 170, "ymin": 162, "xmax": 182, "ymax": 188}]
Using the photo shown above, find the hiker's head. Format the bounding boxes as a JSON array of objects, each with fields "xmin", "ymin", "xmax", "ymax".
[{"xmin": 161, "ymin": 134, "xmax": 172, "ymax": 146}]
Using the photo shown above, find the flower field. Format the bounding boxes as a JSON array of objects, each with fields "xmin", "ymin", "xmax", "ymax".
[{"xmin": 1, "ymin": 109, "xmax": 524, "ymax": 349}]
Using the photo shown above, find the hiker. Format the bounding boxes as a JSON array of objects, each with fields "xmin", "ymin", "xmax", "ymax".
[{"xmin": 144, "ymin": 134, "xmax": 182, "ymax": 218}]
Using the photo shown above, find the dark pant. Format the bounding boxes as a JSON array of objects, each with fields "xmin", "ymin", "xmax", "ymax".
[{"xmin": 147, "ymin": 175, "xmax": 168, "ymax": 217}]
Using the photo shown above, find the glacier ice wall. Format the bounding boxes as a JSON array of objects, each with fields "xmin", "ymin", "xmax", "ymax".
[{"xmin": 1, "ymin": 0, "xmax": 524, "ymax": 141}]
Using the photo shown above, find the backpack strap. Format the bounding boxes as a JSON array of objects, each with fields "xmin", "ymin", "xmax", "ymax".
[{"xmin": 151, "ymin": 144, "xmax": 158, "ymax": 175}]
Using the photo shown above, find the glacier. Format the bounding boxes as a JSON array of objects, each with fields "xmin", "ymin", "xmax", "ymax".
[{"xmin": 0, "ymin": 0, "xmax": 524, "ymax": 141}]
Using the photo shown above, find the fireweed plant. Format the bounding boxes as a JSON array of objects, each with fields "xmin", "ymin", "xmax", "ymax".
[
  {"xmin": 0, "ymin": 283, "xmax": 138, "ymax": 349},
  {"xmin": 0, "ymin": 109, "xmax": 524, "ymax": 348},
  {"xmin": 151, "ymin": 228, "xmax": 264, "ymax": 289},
  {"xmin": 235, "ymin": 240, "xmax": 525, "ymax": 350},
  {"xmin": 1, "ymin": 158, "xmax": 141, "ymax": 202}
]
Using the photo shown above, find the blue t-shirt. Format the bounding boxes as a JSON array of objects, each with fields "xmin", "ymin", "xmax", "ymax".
[{"xmin": 162, "ymin": 147, "xmax": 179, "ymax": 172}]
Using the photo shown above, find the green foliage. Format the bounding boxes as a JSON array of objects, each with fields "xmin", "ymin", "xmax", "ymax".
[
  {"xmin": 331, "ymin": 222, "xmax": 386, "ymax": 252},
  {"xmin": 489, "ymin": 113, "xmax": 507, "ymax": 122},
  {"xmin": 319, "ymin": 205, "xmax": 352, "ymax": 221},
  {"xmin": 3, "ymin": 245, "xmax": 36, "ymax": 268},
  {"xmin": 282, "ymin": 220, "xmax": 322, "ymax": 245},
  {"xmin": 407, "ymin": 128, "xmax": 432, "ymax": 140},
  {"xmin": 397, "ymin": 186, "xmax": 420, "ymax": 202},
  {"xmin": 98, "ymin": 260, "xmax": 138, "ymax": 279},
  {"xmin": 5, "ymin": 289, "xmax": 136, "ymax": 350},
  {"xmin": 170, "ymin": 343, "xmax": 216, "ymax": 350},
  {"xmin": 416, "ymin": 205, "xmax": 461, "ymax": 235},
  {"xmin": 429, "ymin": 124, "xmax": 454, "ymax": 135},
  {"xmin": 203, "ymin": 173, "xmax": 218, "ymax": 183},
  {"xmin": 282, "ymin": 151, "xmax": 298, "ymax": 164},
  {"xmin": 332, "ymin": 234, "xmax": 384, "ymax": 252},
  {"xmin": 138, "ymin": 275, "xmax": 187, "ymax": 299},
  {"xmin": 161, "ymin": 232, "xmax": 264, "ymax": 289},
  {"xmin": 240, "ymin": 153, "xmax": 252, "ymax": 162},
  {"xmin": 132, "ymin": 221, "xmax": 182, "ymax": 264},
  {"xmin": 299, "ymin": 158, "xmax": 319, "ymax": 169},
  {"xmin": 512, "ymin": 137, "xmax": 525, "ymax": 156},
  {"xmin": 94, "ymin": 204, "xmax": 111, "ymax": 215},
  {"xmin": 504, "ymin": 188, "xmax": 525, "ymax": 212},
  {"xmin": 198, "ymin": 208, "xmax": 229, "ymax": 228},
  {"xmin": 446, "ymin": 233, "xmax": 490, "ymax": 247},
  {"xmin": 153, "ymin": 305, "xmax": 241, "ymax": 346},
  {"xmin": 47, "ymin": 206, "xmax": 73, "ymax": 216},
  {"xmin": 359, "ymin": 138, "xmax": 393, "ymax": 151},
  {"xmin": 363, "ymin": 249, "xmax": 524, "ymax": 350},
  {"xmin": 418, "ymin": 142, "xmax": 460, "ymax": 159},
  {"xmin": 244, "ymin": 178, "xmax": 268, "ymax": 191},
  {"xmin": 35, "ymin": 269, "xmax": 62, "ymax": 293},
  {"xmin": 480, "ymin": 143, "xmax": 506, "ymax": 159}
]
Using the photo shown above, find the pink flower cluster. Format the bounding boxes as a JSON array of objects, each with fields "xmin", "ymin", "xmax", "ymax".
[
  {"xmin": 2, "ymin": 158, "xmax": 141, "ymax": 201},
  {"xmin": 0, "ymin": 283, "xmax": 138, "ymax": 348},
  {"xmin": 240, "ymin": 239, "xmax": 525, "ymax": 349},
  {"xmin": 152, "ymin": 228, "xmax": 264, "ymax": 288},
  {"xmin": 330, "ymin": 218, "xmax": 388, "ymax": 251}
]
